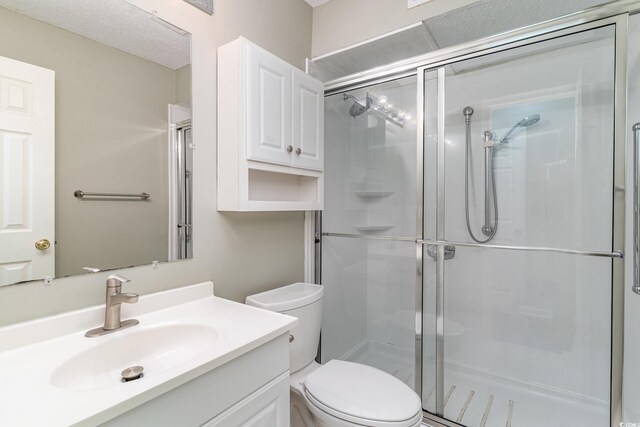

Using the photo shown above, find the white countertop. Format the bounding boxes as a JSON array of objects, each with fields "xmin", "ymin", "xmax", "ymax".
[{"xmin": 0, "ymin": 282, "xmax": 297, "ymax": 426}]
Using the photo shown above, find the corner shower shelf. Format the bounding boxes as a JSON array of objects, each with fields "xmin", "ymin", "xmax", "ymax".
[
  {"xmin": 355, "ymin": 225, "xmax": 395, "ymax": 232},
  {"xmin": 354, "ymin": 191, "xmax": 394, "ymax": 199}
]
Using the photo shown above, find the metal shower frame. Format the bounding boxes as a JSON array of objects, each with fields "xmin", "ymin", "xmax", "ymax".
[{"xmin": 314, "ymin": 1, "xmax": 639, "ymax": 425}]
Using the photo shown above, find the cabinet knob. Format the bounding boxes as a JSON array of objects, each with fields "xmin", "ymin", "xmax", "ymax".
[
  {"xmin": 287, "ymin": 145, "xmax": 293, "ymax": 153},
  {"xmin": 295, "ymin": 148, "xmax": 302, "ymax": 155}
]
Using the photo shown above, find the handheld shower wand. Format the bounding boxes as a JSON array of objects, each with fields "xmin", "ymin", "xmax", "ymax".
[
  {"xmin": 463, "ymin": 108, "xmax": 541, "ymax": 243},
  {"xmin": 464, "ymin": 107, "xmax": 498, "ymax": 243},
  {"xmin": 499, "ymin": 114, "xmax": 541, "ymax": 144}
]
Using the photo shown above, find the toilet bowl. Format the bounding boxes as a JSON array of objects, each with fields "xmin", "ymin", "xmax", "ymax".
[{"xmin": 246, "ymin": 283, "xmax": 422, "ymax": 427}]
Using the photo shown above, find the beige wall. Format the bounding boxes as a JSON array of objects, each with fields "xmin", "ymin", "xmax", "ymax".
[
  {"xmin": 0, "ymin": 6, "xmax": 176, "ymax": 277},
  {"xmin": 0, "ymin": 0, "xmax": 312, "ymax": 326},
  {"xmin": 175, "ymin": 64, "xmax": 192, "ymax": 105},
  {"xmin": 311, "ymin": 0, "xmax": 477, "ymax": 57},
  {"xmin": 215, "ymin": 0, "xmax": 312, "ymax": 69}
]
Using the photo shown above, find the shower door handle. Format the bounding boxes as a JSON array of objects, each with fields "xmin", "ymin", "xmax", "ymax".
[
  {"xmin": 633, "ymin": 123, "xmax": 640, "ymax": 295},
  {"xmin": 185, "ymin": 169, "xmax": 193, "ymax": 244}
]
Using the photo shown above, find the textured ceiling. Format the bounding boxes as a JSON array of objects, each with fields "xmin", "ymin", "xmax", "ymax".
[
  {"xmin": 304, "ymin": 0, "xmax": 332, "ymax": 7},
  {"xmin": 0, "ymin": 0, "xmax": 190, "ymax": 70}
]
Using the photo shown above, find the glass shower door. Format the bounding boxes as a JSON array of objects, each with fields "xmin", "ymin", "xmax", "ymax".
[
  {"xmin": 424, "ymin": 25, "xmax": 618, "ymax": 426},
  {"xmin": 321, "ymin": 76, "xmax": 421, "ymax": 391}
]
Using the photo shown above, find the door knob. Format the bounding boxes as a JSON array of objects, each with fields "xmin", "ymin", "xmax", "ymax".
[
  {"xmin": 287, "ymin": 145, "xmax": 293, "ymax": 153},
  {"xmin": 35, "ymin": 239, "xmax": 51, "ymax": 250},
  {"xmin": 295, "ymin": 148, "xmax": 302, "ymax": 155}
]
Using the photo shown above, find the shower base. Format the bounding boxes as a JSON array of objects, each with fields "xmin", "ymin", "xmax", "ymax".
[
  {"xmin": 341, "ymin": 340, "xmax": 608, "ymax": 427},
  {"xmin": 342, "ymin": 339, "xmax": 416, "ymax": 387}
]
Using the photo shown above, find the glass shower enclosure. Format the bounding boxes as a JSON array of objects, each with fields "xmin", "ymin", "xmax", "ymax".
[
  {"xmin": 322, "ymin": 76, "xmax": 419, "ymax": 387},
  {"xmin": 319, "ymin": 12, "xmax": 625, "ymax": 427}
]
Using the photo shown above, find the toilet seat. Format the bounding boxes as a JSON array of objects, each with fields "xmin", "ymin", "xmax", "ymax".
[{"xmin": 303, "ymin": 360, "xmax": 422, "ymax": 427}]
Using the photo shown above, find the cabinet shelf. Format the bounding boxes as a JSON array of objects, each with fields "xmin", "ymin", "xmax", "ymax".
[{"xmin": 245, "ymin": 166, "xmax": 322, "ymax": 211}]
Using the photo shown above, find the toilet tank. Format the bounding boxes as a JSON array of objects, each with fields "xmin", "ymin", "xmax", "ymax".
[{"xmin": 246, "ymin": 283, "xmax": 323, "ymax": 373}]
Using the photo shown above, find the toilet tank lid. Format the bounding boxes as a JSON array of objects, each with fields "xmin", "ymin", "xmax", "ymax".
[{"xmin": 245, "ymin": 283, "xmax": 323, "ymax": 312}]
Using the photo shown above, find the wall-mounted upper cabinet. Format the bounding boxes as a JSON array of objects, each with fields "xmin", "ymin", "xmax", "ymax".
[{"xmin": 218, "ymin": 37, "xmax": 324, "ymax": 211}]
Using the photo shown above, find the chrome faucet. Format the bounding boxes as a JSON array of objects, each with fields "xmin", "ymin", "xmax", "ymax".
[{"xmin": 85, "ymin": 274, "xmax": 139, "ymax": 337}]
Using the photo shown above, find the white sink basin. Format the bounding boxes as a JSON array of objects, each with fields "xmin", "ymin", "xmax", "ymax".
[
  {"xmin": 50, "ymin": 324, "xmax": 219, "ymax": 391},
  {"xmin": 0, "ymin": 282, "xmax": 297, "ymax": 427}
]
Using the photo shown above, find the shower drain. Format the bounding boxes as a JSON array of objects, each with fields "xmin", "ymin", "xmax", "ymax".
[{"xmin": 121, "ymin": 365, "xmax": 144, "ymax": 383}]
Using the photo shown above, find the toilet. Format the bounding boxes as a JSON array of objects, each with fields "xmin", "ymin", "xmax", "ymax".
[{"xmin": 246, "ymin": 283, "xmax": 422, "ymax": 427}]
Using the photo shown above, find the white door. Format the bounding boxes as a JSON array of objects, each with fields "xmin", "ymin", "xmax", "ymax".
[
  {"xmin": 292, "ymin": 70, "xmax": 324, "ymax": 171},
  {"xmin": 246, "ymin": 41, "xmax": 292, "ymax": 166},
  {"xmin": 0, "ymin": 56, "xmax": 55, "ymax": 286}
]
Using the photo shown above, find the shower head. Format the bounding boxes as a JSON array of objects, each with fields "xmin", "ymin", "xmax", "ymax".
[
  {"xmin": 516, "ymin": 114, "xmax": 541, "ymax": 127},
  {"xmin": 499, "ymin": 113, "xmax": 541, "ymax": 144},
  {"xmin": 343, "ymin": 93, "xmax": 373, "ymax": 118}
]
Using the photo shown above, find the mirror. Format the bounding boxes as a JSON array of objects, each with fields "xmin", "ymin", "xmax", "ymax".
[{"xmin": 0, "ymin": 0, "xmax": 192, "ymax": 286}]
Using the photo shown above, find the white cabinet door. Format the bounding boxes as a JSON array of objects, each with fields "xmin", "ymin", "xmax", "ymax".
[
  {"xmin": 203, "ymin": 372, "xmax": 290, "ymax": 427},
  {"xmin": 0, "ymin": 56, "xmax": 55, "ymax": 286},
  {"xmin": 246, "ymin": 43, "xmax": 292, "ymax": 166},
  {"xmin": 292, "ymin": 71, "xmax": 324, "ymax": 171}
]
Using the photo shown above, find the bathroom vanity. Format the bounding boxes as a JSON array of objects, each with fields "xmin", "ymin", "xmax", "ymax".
[{"xmin": 0, "ymin": 282, "xmax": 296, "ymax": 426}]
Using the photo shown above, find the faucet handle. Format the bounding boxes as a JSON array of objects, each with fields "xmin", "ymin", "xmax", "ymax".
[{"xmin": 106, "ymin": 274, "xmax": 130, "ymax": 288}]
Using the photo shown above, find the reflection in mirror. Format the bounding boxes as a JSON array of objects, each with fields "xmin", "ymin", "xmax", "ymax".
[{"xmin": 0, "ymin": 0, "xmax": 192, "ymax": 286}]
